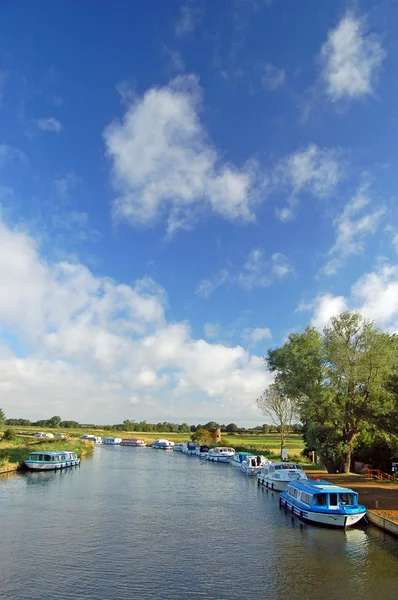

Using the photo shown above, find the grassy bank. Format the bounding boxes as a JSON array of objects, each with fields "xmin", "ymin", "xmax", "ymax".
[
  {"xmin": 0, "ymin": 437, "xmax": 94, "ymax": 474},
  {"xmin": 7, "ymin": 426, "xmax": 305, "ymax": 461}
]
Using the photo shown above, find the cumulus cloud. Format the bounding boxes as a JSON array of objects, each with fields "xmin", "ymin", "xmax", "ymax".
[
  {"xmin": 37, "ymin": 117, "xmax": 63, "ymax": 133},
  {"xmin": 0, "ymin": 219, "xmax": 270, "ymax": 424},
  {"xmin": 274, "ymin": 144, "xmax": 343, "ymax": 221},
  {"xmin": 322, "ymin": 182, "xmax": 385, "ymax": 275},
  {"xmin": 261, "ymin": 63, "xmax": 285, "ymax": 90},
  {"xmin": 196, "ymin": 248, "xmax": 293, "ymax": 297},
  {"xmin": 104, "ymin": 75, "xmax": 261, "ymax": 235},
  {"xmin": 320, "ymin": 11, "xmax": 384, "ymax": 101}
]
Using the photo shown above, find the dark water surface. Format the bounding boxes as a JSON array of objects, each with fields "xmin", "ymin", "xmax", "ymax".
[{"xmin": 1, "ymin": 446, "xmax": 398, "ymax": 600}]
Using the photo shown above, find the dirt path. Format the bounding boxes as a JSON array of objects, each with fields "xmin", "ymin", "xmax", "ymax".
[{"xmin": 304, "ymin": 470, "xmax": 398, "ymax": 521}]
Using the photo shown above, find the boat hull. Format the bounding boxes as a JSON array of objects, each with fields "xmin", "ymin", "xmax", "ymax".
[
  {"xmin": 24, "ymin": 460, "xmax": 80, "ymax": 471},
  {"xmin": 207, "ymin": 455, "xmax": 230, "ymax": 463},
  {"xmin": 241, "ymin": 466, "xmax": 262, "ymax": 476},
  {"xmin": 257, "ymin": 477, "xmax": 290, "ymax": 491},
  {"xmin": 280, "ymin": 496, "xmax": 366, "ymax": 528}
]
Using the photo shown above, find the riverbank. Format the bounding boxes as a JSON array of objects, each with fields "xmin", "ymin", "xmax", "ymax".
[
  {"xmin": 0, "ymin": 438, "xmax": 94, "ymax": 474},
  {"xmin": 305, "ymin": 469, "xmax": 398, "ymax": 536}
]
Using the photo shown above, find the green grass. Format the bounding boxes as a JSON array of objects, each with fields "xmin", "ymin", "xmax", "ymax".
[{"xmin": 0, "ymin": 437, "xmax": 94, "ymax": 473}]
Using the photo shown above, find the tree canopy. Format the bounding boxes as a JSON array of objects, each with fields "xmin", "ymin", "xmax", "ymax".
[{"xmin": 266, "ymin": 312, "xmax": 398, "ymax": 473}]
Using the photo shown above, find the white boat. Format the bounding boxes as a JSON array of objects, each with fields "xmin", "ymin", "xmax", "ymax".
[
  {"xmin": 195, "ymin": 445, "xmax": 210, "ymax": 459},
  {"xmin": 257, "ymin": 462, "xmax": 307, "ymax": 491},
  {"xmin": 103, "ymin": 437, "xmax": 122, "ymax": 445},
  {"xmin": 229, "ymin": 452, "xmax": 253, "ymax": 467},
  {"xmin": 79, "ymin": 435, "xmax": 102, "ymax": 444},
  {"xmin": 24, "ymin": 451, "xmax": 80, "ymax": 471},
  {"xmin": 280, "ymin": 480, "xmax": 366, "ymax": 528},
  {"xmin": 182, "ymin": 441, "xmax": 198, "ymax": 455},
  {"xmin": 207, "ymin": 447, "xmax": 235, "ymax": 463},
  {"xmin": 151, "ymin": 439, "xmax": 174, "ymax": 450},
  {"xmin": 173, "ymin": 443, "xmax": 186, "ymax": 452},
  {"xmin": 240, "ymin": 455, "xmax": 270, "ymax": 475},
  {"xmin": 120, "ymin": 438, "xmax": 146, "ymax": 447}
]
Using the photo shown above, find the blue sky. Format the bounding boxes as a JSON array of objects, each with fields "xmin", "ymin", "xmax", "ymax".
[{"xmin": 0, "ymin": 0, "xmax": 397, "ymax": 425}]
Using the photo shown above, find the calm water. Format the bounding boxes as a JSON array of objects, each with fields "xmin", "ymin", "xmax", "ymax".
[{"xmin": 1, "ymin": 447, "xmax": 397, "ymax": 600}]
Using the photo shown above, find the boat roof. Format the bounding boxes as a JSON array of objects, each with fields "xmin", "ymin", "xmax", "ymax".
[
  {"xmin": 28, "ymin": 451, "xmax": 71, "ymax": 456},
  {"xmin": 287, "ymin": 479, "xmax": 357, "ymax": 494}
]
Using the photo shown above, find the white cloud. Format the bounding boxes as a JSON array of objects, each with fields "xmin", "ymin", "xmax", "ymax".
[
  {"xmin": 104, "ymin": 75, "xmax": 261, "ymax": 235},
  {"xmin": 274, "ymin": 144, "xmax": 343, "ymax": 220},
  {"xmin": 196, "ymin": 248, "xmax": 293, "ymax": 297},
  {"xmin": 261, "ymin": 63, "xmax": 285, "ymax": 90},
  {"xmin": 320, "ymin": 11, "xmax": 384, "ymax": 101},
  {"xmin": 0, "ymin": 144, "xmax": 27, "ymax": 168},
  {"xmin": 0, "ymin": 219, "xmax": 271, "ymax": 424},
  {"xmin": 204, "ymin": 322, "xmax": 221, "ymax": 339},
  {"xmin": 242, "ymin": 327, "xmax": 272, "ymax": 345},
  {"xmin": 297, "ymin": 293, "xmax": 348, "ymax": 331},
  {"xmin": 37, "ymin": 117, "xmax": 63, "ymax": 133},
  {"xmin": 322, "ymin": 182, "xmax": 385, "ymax": 275},
  {"xmin": 175, "ymin": 1, "xmax": 203, "ymax": 36}
]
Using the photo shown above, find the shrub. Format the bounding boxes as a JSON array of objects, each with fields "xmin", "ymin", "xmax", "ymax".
[{"xmin": 2, "ymin": 428, "xmax": 17, "ymax": 441}]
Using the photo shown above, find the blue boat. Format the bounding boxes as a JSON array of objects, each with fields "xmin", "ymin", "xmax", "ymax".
[
  {"xmin": 103, "ymin": 437, "xmax": 122, "ymax": 445},
  {"xmin": 24, "ymin": 451, "xmax": 80, "ymax": 471},
  {"xmin": 280, "ymin": 479, "xmax": 366, "ymax": 528}
]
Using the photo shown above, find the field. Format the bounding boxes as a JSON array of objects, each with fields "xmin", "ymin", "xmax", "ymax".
[
  {"xmin": 3, "ymin": 426, "xmax": 305, "ymax": 461},
  {"xmin": 0, "ymin": 436, "xmax": 94, "ymax": 474}
]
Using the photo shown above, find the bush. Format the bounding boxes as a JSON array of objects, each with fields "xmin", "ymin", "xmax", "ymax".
[{"xmin": 2, "ymin": 428, "xmax": 17, "ymax": 441}]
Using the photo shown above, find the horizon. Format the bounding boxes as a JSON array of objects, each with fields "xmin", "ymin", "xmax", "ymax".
[{"xmin": 0, "ymin": 1, "xmax": 397, "ymax": 427}]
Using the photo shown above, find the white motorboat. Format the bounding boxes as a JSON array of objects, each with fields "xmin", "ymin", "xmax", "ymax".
[
  {"xmin": 229, "ymin": 452, "xmax": 253, "ymax": 467},
  {"xmin": 151, "ymin": 439, "xmax": 175, "ymax": 449},
  {"xmin": 120, "ymin": 438, "xmax": 146, "ymax": 447},
  {"xmin": 24, "ymin": 451, "xmax": 80, "ymax": 471},
  {"xmin": 207, "ymin": 447, "xmax": 235, "ymax": 463},
  {"xmin": 257, "ymin": 462, "xmax": 307, "ymax": 491},
  {"xmin": 182, "ymin": 441, "xmax": 198, "ymax": 455},
  {"xmin": 195, "ymin": 445, "xmax": 210, "ymax": 459},
  {"xmin": 173, "ymin": 443, "xmax": 186, "ymax": 452},
  {"xmin": 240, "ymin": 455, "xmax": 270, "ymax": 475}
]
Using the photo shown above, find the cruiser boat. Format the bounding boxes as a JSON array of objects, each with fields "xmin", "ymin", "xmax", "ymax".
[
  {"xmin": 257, "ymin": 462, "xmax": 307, "ymax": 491},
  {"xmin": 151, "ymin": 439, "xmax": 175, "ymax": 449},
  {"xmin": 195, "ymin": 445, "xmax": 210, "ymax": 459},
  {"xmin": 103, "ymin": 437, "xmax": 122, "ymax": 445},
  {"xmin": 182, "ymin": 441, "xmax": 198, "ymax": 455},
  {"xmin": 280, "ymin": 480, "xmax": 366, "ymax": 528},
  {"xmin": 24, "ymin": 451, "xmax": 80, "ymax": 471},
  {"xmin": 80, "ymin": 435, "xmax": 102, "ymax": 444},
  {"xmin": 173, "ymin": 443, "xmax": 186, "ymax": 452},
  {"xmin": 229, "ymin": 452, "xmax": 253, "ymax": 467},
  {"xmin": 207, "ymin": 447, "xmax": 235, "ymax": 463},
  {"xmin": 240, "ymin": 455, "xmax": 270, "ymax": 475},
  {"xmin": 120, "ymin": 438, "xmax": 146, "ymax": 447}
]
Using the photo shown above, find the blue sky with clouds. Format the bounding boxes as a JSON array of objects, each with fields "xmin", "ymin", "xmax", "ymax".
[{"xmin": 0, "ymin": 0, "xmax": 397, "ymax": 425}]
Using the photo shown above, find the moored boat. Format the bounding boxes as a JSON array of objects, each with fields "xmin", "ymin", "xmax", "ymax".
[
  {"xmin": 120, "ymin": 438, "xmax": 146, "ymax": 447},
  {"xmin": 240, "ymin": 455, "xmax": 270, "ymax": 475},
  {"xmin": 195, "ymin": 445, "xmax": 210, "ymax": 459},
  {"xmin": 182, "ymin": 441, "xmax": 198, "ymax": 455},
  {"xmin": 229, "ymin": 452, "xmax": 252, "ymax": 467},
  {"xmin": 257, "ymin": 462, "xmax": 307, "ymax": 491},
  {"xmin": 207, "ymin": 447, "xmax": 235, "ymax": 463},
  {"xmin": 280, "ymin": 480, "xmax": 366, "ymax": 528},
  {"xmin": 151, "ymin": 439, "xmax": 174, "ymax": 449},
  {"xmin": 103, "ymin": 437, "xmax": 122, "ymax": 445},
  {"xmin": 79, "ymin": 435, "xmax": 102, "ymax": 444},
  {"xmin": 24, "ymin": 451, "xmax": 80, "ymax": 471},
  {"xmin": 173, "ymin": 442, "xmax": 186, "ymax": 452}
]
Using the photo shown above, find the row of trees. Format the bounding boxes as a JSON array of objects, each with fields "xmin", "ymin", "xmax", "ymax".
[{"xmin": 257, "ymin": 312, "xmax": 398, "ymax": 473}]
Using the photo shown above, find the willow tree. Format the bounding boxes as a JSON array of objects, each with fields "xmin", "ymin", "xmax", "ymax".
[
  {"xmin": 266, "ymin": 312, "xmax": 398, "ymax": 473},
  {"xmin": 256, "ymin": 383, "xmax": 299, "ymax": 457}
]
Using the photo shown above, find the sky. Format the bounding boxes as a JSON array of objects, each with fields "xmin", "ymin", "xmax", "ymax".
[{"xmin": 0, "ymin": 0, "xmax": 397, "ymax": 426}]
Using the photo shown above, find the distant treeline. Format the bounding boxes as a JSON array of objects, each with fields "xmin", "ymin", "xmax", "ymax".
[{"xmin": 3, "ymin": 415, "xmax": 303, "ymax": 434}]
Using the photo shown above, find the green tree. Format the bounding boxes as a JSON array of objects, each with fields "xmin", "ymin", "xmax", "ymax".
[
  {"xmin": 266, "ymin": 312, "xmax": 398, "ymax": 473},
  {"xmin": 256, "ymin": 383, "xmax": 299, "ymax": 457},
  {"xmin": 225, "ymin": 423, "xmax": 239, "ymax": 433},
  {"xmin": 2, "ymin": 428, "xmax": 17, "ymax": 441},
  {"xmin": 191, "ymin": 428, "xmax": 213, "ymax": 446},
  {"xmin": 47, "ymin": 416, "xmax": 61, "ymax": 427},
  {"xmin": 0, "ymin": 408, "xmax": 5, "ymax": 428}
]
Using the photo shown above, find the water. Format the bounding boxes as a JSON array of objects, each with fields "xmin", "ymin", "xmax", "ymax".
[{"xmin": 0, "ymin": 447, "xmax": 397, "ymax": 600}]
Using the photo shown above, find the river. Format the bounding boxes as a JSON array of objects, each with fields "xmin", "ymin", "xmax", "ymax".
[{"xmin": 0, "ymin": 446, "xmax": 397, "ymax": 600}]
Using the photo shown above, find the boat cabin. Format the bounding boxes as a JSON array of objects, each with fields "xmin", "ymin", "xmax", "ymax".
[{"xmin": 286, "ymin": 480, "xmax": 360, "ymax": 510}]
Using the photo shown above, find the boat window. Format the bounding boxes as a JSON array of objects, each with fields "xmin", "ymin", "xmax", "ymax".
[
  {"xmin": 329, "ymin": 493, "xmax": 338, "ymax": 506},
  {"xmin": 339, "ymin": 493, "xmax": 355, "ymax": 506},
  {"xmin": 44, "ymin": 455, "xmax": 51, "ymax": 461},
  {"xmin": 313, "ymin": 493, "xmax": 327, "ymax": 506},
  {"xmin": 288, "ymin": 486, "xmax": 298, "ymax": 498},
  {"xmin": 274, "ymin": 465, "xmax": 281, "ymax": 470},
  {"xmin": 300, "ymin": 492, "xmax": 312, "ymax": 505}
]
